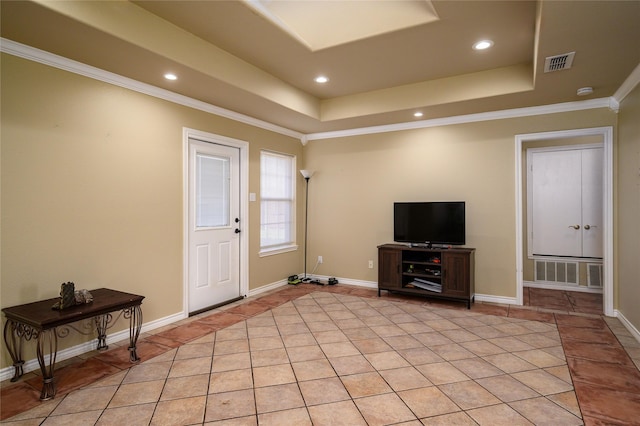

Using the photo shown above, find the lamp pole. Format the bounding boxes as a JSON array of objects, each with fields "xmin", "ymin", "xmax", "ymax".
[{"xmin": 300, "ymin": 170, "xmax": 314, "ymax": 281}]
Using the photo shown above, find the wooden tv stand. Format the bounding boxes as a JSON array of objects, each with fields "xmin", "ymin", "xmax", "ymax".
[{"xmin": 378, "ymin": 244, "xmax": 475, "ymax": 308}]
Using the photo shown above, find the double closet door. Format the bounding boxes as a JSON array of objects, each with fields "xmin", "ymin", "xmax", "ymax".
[{"xmin": 528, "ymin": 146, "xmax": 603, "ymax": 259}]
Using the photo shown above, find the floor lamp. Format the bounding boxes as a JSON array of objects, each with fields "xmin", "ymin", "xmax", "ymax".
[{"xmin": 300, "ymin": 169, "xmax": 314, "ymax": 281}]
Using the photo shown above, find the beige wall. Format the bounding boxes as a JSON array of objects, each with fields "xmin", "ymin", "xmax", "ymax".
[
  {"xmin": 617, "ymin": 83, "xmax": 640, "ymax": 328},
  {"xmin": 2, "ymin": 51, "xmax": 636, "ymax": 372},
  {"xmin": 0, "ymin": 54, "xmax": 303, "ymax": 367},
  {"xmin": 303, "ymin": 110, "xmax": 616, "ymax": 299}
]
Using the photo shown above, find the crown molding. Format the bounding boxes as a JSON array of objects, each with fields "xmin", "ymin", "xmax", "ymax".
[
  {"xmin": 613, "ymin": 62, "xmax": 640, "ymax": 104},
  {"xmin": 1, "ymin": 38, "xmax": 629, "ymax": 144},
  {"xmin": 0, "ymin": 38, "xmax": 305, "ymax": 141},
  {"xmin": 305, "ymin": 97, "xmax": 616, "ymax": 141}
]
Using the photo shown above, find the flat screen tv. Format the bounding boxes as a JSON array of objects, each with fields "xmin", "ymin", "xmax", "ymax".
[{"xmin": 394, "ymin": 202, "xmax": 465, "ymax": 246}]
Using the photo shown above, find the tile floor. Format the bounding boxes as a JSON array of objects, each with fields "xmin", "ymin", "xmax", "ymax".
[
  {"xmin": 1, "ymin": 284, "xmax": 639, "ymax": 425},
  {"xmin": 523, "ymin": 287, "xmax": 603, "ymax": 315}
]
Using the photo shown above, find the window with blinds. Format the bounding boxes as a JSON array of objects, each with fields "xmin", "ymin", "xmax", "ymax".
[{"xmin": 260, "ymin": 151, "xmax": 297, "ymax": 254}]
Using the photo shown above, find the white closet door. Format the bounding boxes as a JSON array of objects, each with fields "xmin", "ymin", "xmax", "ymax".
[
  {"xmin": 531, "ymin": 150, "xmax": 583, "ymax": 257},
  {"xmin": 529, "ymin": 147, "xmax": 603, "ymax": 259},
  {"xmin": 581, "ymin": 148, "xmax": 603, "ymax": 258}
]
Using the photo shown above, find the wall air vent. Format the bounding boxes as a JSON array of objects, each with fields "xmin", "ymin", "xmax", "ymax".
[
  {"xmin": 544, "ymin": 52, "xmax": 575, "ymax": 72},
  {"xmin": 587, "ymin": 263, "xmax": 603, "ymax": 288},
  {"xmin": 535, "ymin": 260, "xmax": 578, "ymax": 285}
]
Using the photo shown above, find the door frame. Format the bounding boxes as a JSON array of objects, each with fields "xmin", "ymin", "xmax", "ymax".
[
  {"xmin": 183, "ymin": 127, "xmax": 249, "ymax": 315},
  {"xmin": 515, "ymin": 126, "xmax": 613, "ymax": 316}
]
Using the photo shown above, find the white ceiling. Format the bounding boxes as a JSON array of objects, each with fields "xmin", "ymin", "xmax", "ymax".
[{"xmin": 1, "ymin": 1, "xmax": 638, "ymax": 134}]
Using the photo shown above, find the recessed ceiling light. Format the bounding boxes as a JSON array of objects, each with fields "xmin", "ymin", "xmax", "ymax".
[
  {"xmin": 314, "ymin": 76, "xmax": 329, "ymax": 84},
  {"xmin": 473, "ymin": 40, "xmax": 494, "ymax": 50},
  {"xmin": 414, "ymin": 112, "xmax": 424, "ymax": 118},
  {"xmin": 164, "ymin": 73, "xmax": 178, "ymax": 81}
]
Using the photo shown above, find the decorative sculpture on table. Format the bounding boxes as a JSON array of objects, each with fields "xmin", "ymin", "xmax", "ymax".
[
  {"xmin": 75, "ymin": 288, "xmax": 93, "ymax": 304},
  {"xmin": 51, "ymin": 282, "xmax": 93, "ymax": 310}
]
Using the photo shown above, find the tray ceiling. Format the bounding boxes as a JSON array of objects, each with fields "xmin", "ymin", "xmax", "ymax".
[{"xmin": 1, "ymin": 0, "xmax": 638, "ymax": 134}]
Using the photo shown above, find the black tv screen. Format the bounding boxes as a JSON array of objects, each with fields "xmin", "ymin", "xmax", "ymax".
[{"xmin": 394, "ymin": 202, "xmax": 465, "ymax": 245}]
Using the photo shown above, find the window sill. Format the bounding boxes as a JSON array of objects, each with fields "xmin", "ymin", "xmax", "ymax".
[{"xmin": 259, "ymin": 244, "xmax": 298, "ymax": 257}]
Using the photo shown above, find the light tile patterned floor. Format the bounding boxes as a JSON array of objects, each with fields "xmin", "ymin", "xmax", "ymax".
[{"xmin": 2, "ymin": 284, "xmax": 640, "ymax": 425}]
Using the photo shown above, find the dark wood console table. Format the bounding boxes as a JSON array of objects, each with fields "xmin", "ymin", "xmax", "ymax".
[{"xmin": 2, "ymin": 288, "xmax": 144, "ymax": 400}]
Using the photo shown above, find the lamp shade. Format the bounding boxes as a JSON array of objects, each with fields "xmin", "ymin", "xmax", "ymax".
[{"xmin": 300, "ymin": 169, "xmax": 314, "ymax": 179}]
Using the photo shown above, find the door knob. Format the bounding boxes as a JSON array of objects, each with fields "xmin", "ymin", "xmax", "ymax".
[
  {"xmin": 584, "ymin": 224, "xmax": 597, "ymax": 230},
  {"xmin": 568, "ymin": 225, "xmax": 580, "ymax": 229},
  {"xmin": 235, "ymin": 228, "xmax": 241, "ymax": 234}
]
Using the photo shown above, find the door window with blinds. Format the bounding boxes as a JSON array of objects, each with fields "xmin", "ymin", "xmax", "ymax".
[
  {"xmin": 260, "ymin": 151, "xmax": 297, "ymax": 255},
  {"xmin": 196, "ymin": 153, "xmax": 230, "ymax": 228}
]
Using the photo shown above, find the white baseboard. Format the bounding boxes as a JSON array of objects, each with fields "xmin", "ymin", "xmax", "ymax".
[
  {"xmin": 248, "ymin": 278, "xmax": 289, "ymax": 297},
  {"xmin": 326, "ymin": 276, "xmax": 377, "ymax": 289},
  {"xmin": 614, "ymin": 309, "xmax": 640, "ymax": 344},
  {"xmin": 0, "ymin": 340, "xmax": 100, "ymax": 383},
  {"xmin": 139, "ymin": 311, "xmax": 188, "ymax": 334},
  {"xmin": 0, "ymin": 311, "xmax": 186, "ymax": 383},
  {"xmin": 524, "ymin": 280, "xmax": 603, "ymax": 293},
  {"xmin": 304, "ymin": 275, "xmax": 378, "ymax": 289},
  {"xmin": 475, "ymin": 294, "xmax": 519, "ymax": 305}
]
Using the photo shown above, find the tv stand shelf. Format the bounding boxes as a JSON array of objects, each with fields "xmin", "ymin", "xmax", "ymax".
[{"xmin": 378, "ymin": 244, "xmax": 475, "ymax": 308}]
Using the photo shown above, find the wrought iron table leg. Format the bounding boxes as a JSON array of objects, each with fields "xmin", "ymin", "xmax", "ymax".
[
  {"xmin": 127, "ymin": 305, "xmax": 143, "ymax": 363},
  {"xmin": 94, "ymin": 313, "xmax": 113, "ymax": 351},
  {"xmin": 3, "ymin": 319, "xmax": 26, "ymax": 381},
  {"xmin": 36, "ymin": 328, "xmax": 57, "ymax": 400}
]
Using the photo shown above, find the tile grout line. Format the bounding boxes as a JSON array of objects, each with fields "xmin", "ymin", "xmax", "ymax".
[{"xmin": 2, "ymin": 284, "xmax": 637, "ymax": 423}]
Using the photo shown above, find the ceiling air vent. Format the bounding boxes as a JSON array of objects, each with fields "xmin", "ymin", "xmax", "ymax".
[{"xmin": 544, "ymin": 52, "xmax": 575, "ymax": 73}]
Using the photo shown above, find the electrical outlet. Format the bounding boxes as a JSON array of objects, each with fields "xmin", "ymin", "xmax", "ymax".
[
  {"xmin": 318, "ymin": 255, "xmax": 323, "ymax": 264},
  {"xmin": 368, "ymin": 260, "xmax": 374, "ymax": 269}
]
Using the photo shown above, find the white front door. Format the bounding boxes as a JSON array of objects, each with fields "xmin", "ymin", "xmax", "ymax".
[{"xmin": 188, "ymin": 138, "xmax": 241, "ymax": 313}]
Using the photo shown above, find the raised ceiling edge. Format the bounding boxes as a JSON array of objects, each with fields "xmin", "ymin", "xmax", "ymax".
[{"xmin": 1, "ymin": 37, "xmax": 623, "ymax": 144}]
